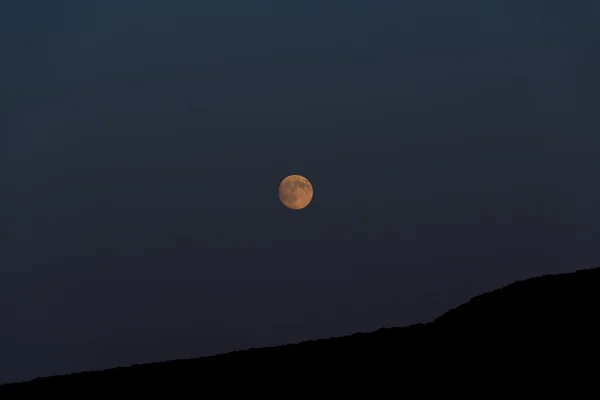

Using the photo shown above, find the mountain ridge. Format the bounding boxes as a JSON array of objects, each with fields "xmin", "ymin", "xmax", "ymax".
[{"xmin": 2, "ymin": 266, "xmax": 598, "ymax": 388}]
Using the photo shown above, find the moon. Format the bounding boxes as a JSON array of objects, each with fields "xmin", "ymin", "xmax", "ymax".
[{"xmin": 279, "ymin": 175, "xmax": 313, "ymax": 210}]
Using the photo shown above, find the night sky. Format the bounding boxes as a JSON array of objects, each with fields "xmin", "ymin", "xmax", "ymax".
[{"xmin": 2, "ymin": 1, "xmax": 599, "ymax": 384}]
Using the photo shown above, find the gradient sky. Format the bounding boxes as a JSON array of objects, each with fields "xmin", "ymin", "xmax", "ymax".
[{"xmin": 1, "ymin": 0, "xmax": 599, "ymax": 384}]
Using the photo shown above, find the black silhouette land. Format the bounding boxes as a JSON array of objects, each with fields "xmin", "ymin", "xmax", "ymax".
[{"xmin": 2, "ymin": 266, "xmax": 598, "ymax": 389}]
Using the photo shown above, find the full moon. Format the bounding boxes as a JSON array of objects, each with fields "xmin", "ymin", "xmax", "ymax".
[{"xmin": 279, "ymin": 175, "xmax": 313, "ymax": 210}]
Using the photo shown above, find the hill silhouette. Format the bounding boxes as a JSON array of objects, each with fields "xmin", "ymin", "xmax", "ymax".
[{"xmin": 2, "ymin": 266, "xmax": 598, "ymax": 389}]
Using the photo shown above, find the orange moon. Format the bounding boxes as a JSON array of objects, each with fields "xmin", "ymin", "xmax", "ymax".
[{"xmin": 278, "ymin": 175, "xmax": 313, "ymax": 210}]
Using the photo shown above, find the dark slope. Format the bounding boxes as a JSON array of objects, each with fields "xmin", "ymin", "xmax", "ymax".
[
  {"xmin": 432, "ymin": 266, "xmax": 599, "ymax": 334},
  {"xmin": 2, "ymin": 266, "xmax": 599, "ymax": 388}
]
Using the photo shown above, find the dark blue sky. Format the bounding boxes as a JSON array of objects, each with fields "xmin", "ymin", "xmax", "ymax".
[{"xmin": 1, "ymin": 0, "xmax": 599, "ymax": 383}]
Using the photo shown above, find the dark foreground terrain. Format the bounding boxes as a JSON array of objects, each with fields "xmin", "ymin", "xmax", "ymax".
[{"xmin": 2, "ymin": 266, "xmax": 599, "ymax": 389}]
